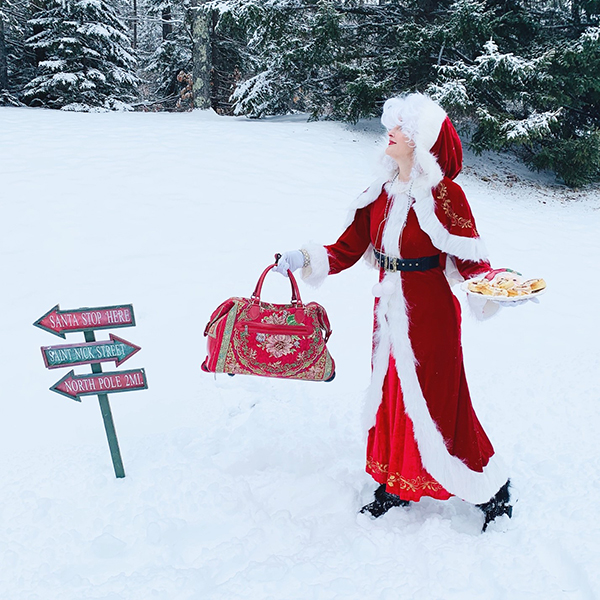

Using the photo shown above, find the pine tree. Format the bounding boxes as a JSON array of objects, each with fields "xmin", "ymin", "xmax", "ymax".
[
  {"xmin": 209, "ymin": 0, "xmax": 540, "ymax": 123},
  {"xmin": 430, "ymin": 29, "xmax": 600, "ymax": 186},
  {"xmin": 24, "ymin": 0, "xmax": 138, "ymax": 110},
  {"xmin": 208, "ymin": 7, "xmax": 246, "ymax": 113},
  {"xmin": 225, "ymin": 1, "xmax": 320, "ymax": 118},
  {"xmin": 1, "ymin": 0, "xmax": 33, "ymax": 103},
  {"xmin": 199, "ymin": 0, "xmax": 599, "ymax": 184},
  {"xmin": 213, "ymin": 0, "xmax": 415, "ymax": 121},
  {"xmin": 532, "ymin": 26, "xmax": 600, "ymax": 185}
]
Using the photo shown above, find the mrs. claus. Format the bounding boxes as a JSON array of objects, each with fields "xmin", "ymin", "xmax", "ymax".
[{"xmin": 275, "ymin": 93, "xmax": 516, "ymax": 532}]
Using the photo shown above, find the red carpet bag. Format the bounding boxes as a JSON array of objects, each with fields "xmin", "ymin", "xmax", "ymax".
[{"xmin": 201, "ymin": 261, "xmax": 335, "ymax": 381}]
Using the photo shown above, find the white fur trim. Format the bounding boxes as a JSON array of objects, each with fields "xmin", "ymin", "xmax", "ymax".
[
  {"xmin": 413, "ymin": 148, "xmax": 444, "ymax": 190},
  {"xmin": 381, "ymin": 181, "xmax": 412, "ymax": 259},
  {"xmin": 411, "ymin": 183, "xmax": 489, "ymax": 262},
  {"xmin": 381, "ymin": 94, "xmax": 446, "ymax": 151},
  {"xmin": 343, "ymin": 167, "xmax": 488, "ymax": 270},
  {"xmin": 361, "ymin": 189, "xmax": 506, "ymax": 504},
  {"xmin": 300, "ymin": 243, "xmax": 329, "ymax": 288},
  {"xmin": 382, "ymin": 96, "xmax": 487, "ymax": 262},
  {"xmin": 344, "ymin": 177, "xmax": 388, "ymax": 228},
  {"xmin": 362, "ymin": 279, "xmax": 394, "ymax": 432},
  {"xmin": 364, "ymin": 270, "xmax": 508, "ymax": 504},
  {"xmin": 375, "ymin": 175, "xmax": 487, "ymax": 263}
]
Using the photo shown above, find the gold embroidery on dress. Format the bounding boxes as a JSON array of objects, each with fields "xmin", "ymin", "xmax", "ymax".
[
  {"xmin": 438, "ymin": 183, "xmax": 475, "ymax": 232},
  {"xmin": 367, "ymin": 457, "xmax": 444, "ymax": 492}
]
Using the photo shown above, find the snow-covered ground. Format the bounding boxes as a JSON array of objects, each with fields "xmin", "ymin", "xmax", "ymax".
[{"xmin": 1, "ymin": 107, "xmax": 599, "ymax": 600}]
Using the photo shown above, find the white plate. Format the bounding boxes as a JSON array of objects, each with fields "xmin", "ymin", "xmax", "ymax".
[{"xmin": 461, "ymin": 276, "xmax": 546, "ymax": 302}]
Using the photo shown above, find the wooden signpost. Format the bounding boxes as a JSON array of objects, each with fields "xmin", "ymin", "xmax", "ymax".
[{"xmin": 34, "ymin": 304, "xmax": 147, "ymax": 478}]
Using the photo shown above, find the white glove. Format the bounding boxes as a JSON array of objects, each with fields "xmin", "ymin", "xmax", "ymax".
[
  {"xmin": 500, "ymin": 296, "xmax": 540, "ymax": 307},
  {"xmin": 272, "ymin": 250, "xmax": 304, "ymax": 277}
]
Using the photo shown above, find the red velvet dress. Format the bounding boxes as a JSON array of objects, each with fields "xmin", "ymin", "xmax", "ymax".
[{"xmin": 322, "ymin": 177, "xmax": 503, "ymax": 503}]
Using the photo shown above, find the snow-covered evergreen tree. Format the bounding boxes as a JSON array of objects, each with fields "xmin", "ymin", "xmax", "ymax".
[
  {"xmin": 212, "ymin": 0, "xmax": 414, "ymax": 121},
  {"xmin": 24, "ymin": 0, "xmax": 138, "ymax": 110},
  {"xmin": 430, "ymin": 38, "xmax": 551, "ymax": 144},
  {"xmin": 226, "ymin": 0, "xmax": 330, "ymax": 118},
  {"xmin": 430, "ymin": 31, "xmax": 600, "ymax": 186},
  {"xmin": 209, "ymin": 0, "xmax": 546, "ymax": 123},
  {"xmin": 533, "ymin": 26, "xmax": 600, "ymax": 185},
  {"xmin": 1, "ymin": 0, "xmax": 33, "ymax": 103}
]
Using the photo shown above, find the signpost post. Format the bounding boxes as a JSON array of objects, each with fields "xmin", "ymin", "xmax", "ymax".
[{"xmin": 35, "ymin": 304, "xmax": 147, "ymax": 478}]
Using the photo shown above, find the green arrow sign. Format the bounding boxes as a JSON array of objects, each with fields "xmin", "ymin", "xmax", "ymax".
[{"xmin": 41, "ymin": 334, "xmax": 141, "ymax": 369}]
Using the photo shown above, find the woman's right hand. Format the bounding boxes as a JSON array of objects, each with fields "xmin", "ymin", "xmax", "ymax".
[{"xmin": 272, "ymin": 250, "xmax": 304, "ymax": 277}]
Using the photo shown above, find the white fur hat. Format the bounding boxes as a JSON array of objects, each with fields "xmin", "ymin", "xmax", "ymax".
[
  {"xmin": 381, "ymin": 93, "xmax": 449, "ymax": 188},
  {"xmin": 381, "ymin": 93, "xmax": 447, "ymax": 149}
]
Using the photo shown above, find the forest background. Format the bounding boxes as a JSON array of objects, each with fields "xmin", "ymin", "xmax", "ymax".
[{"xmin": 1, "ymin": 0, "xmax": 599, "ymax": 186}]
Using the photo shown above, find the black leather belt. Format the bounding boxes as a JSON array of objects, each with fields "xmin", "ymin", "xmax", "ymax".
[{"xmin": 373, "ymin": 249, "xmax": 439, "ymax": 272}]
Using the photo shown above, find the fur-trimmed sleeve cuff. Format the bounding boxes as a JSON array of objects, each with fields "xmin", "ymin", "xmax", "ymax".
[{"xmin": 300, "ymin": 243, "xmax": 330, "ymax": 288}]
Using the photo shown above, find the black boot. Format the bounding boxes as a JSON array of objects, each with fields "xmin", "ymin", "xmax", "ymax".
[
  {"xmin": 477, "ymin": 480, "xmax": 513, "ymax": 532},
  {"xmin": 360, "ymin": 484, "xmax": 410, "ymax": 518}
]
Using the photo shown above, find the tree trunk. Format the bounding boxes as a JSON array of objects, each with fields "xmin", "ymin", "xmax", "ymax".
[
  {"xmin": 572, "ymin": 0, "xmax": 582, "ymax": 24},
  {"xmin": 132, "ymin": 0, "xmax": 138, "ymax": 49},
  {"xmin": 31, "ymin": 1, "xmax": 47, "ymax": 66},
  {"xmin": 190, "ymin": 0, "xmax": 211, "ymax": 109},
  {"xmin": 162, "ymin": 5, "xmax": 172, "ymax": 41},
  {"xmin": 417, "ymin": 0, "xmax": 447, "ymax": 16},
  {"xmin": 0, "ymin": 12, "xmax": 9, "ymax": 91}
]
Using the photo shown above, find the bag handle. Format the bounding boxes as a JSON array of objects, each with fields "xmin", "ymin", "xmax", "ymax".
[
  {"xmin": 315, "ymin": 304, "xmax": 333, "ymax": 343},
  {"xmin": 203, "ymin": 299, "xmax": 235, "ymax": 336},
  {"xmin": 251, "ymin": 254, "xmax": 303, "ymax": 306}
]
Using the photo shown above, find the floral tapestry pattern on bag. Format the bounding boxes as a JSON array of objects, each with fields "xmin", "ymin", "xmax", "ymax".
[
  {"xmin": 263, "ymin": 334, "xmax": 295, "ymax": 357},
  {"xmin": 255, "ymin": 312, "xmax": 301, "ymax": 358},
  {"xmin": 222, "ymin": 302, "xmax": 334, "ymax": 381}
]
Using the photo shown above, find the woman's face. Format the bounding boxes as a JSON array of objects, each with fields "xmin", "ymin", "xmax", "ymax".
[{"xmin": 385, "ymin": 125, "xmax": 414, "ymax": 163}]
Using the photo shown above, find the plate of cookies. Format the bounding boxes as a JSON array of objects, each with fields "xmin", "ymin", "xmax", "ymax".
[{"xmin": 462, "ymin": 270, "xmax": 546, "ymax": 302}]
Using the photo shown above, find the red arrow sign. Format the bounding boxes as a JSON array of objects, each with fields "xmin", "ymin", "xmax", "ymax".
[
  {"xmin": 51, "ymin": 369, "xmax": 148, "ymax": 401},
  {"xmin": 34, "ymin": 304, "xmax": 135, "ymax": 338}
]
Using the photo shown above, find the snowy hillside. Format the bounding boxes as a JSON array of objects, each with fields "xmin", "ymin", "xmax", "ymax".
[{"xmin": 1, "ymin": 107, "xmax": 599, "ymax": 600}]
